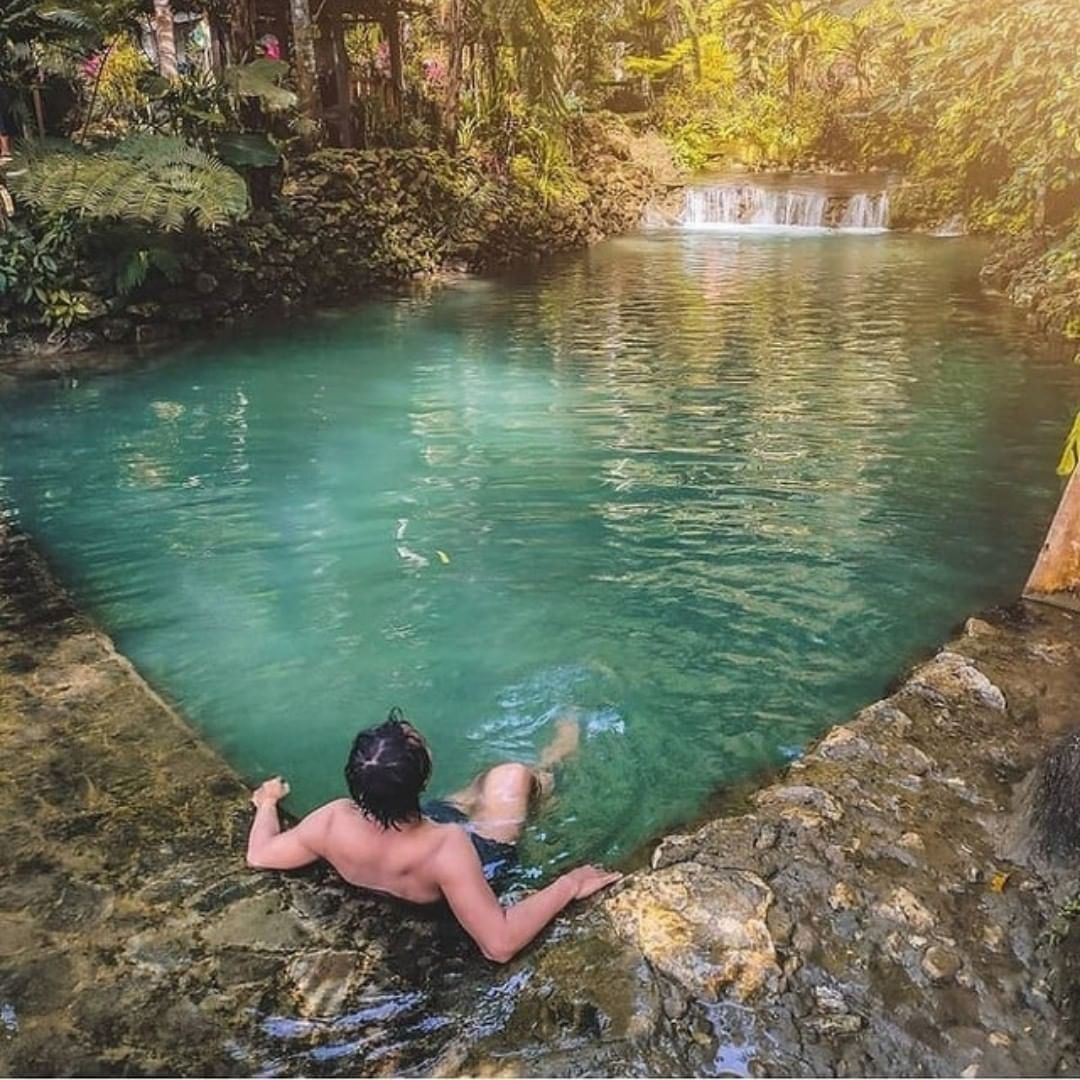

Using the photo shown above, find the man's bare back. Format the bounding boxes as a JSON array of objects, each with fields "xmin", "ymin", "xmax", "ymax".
[{"xmin": 246, "ymin": 713, "xmax": 621, "ymax": 962}]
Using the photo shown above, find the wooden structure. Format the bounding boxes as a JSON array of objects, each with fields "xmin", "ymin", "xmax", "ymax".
[
  {"xmin": 245, "ymin": 0, "xmax": 422, "ymax": 147},
  {"xmin": 1025, "ymin": 466, "xmax": 1080, "ymax": 612}
]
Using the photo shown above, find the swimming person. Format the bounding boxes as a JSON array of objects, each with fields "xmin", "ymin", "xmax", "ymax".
[{"xmin": 245, "ymin": 708, "xmax": 621, "ymax": 962}]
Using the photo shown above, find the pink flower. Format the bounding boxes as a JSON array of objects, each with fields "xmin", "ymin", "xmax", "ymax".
[{"xmin": 259, "ymin": 34, "xmax": 281, "ymax": 60}]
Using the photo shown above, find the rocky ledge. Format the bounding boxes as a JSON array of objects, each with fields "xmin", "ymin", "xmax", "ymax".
[{"xmin": 1, "ymin": 519, "xmax": 1079, "ymax": 1076}]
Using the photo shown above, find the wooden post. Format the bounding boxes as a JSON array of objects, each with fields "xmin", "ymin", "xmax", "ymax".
[
  {"xmin": 382, "ymin": 9, "xmax": 403, "ymax": 120},
  {"xmin": 153, "ymin": 0, "xmax": 179, "ymax": 78},
  {"xmin": 290, "ymin": 0, "xmax": 323, "ymax": 143},
  {"xmin": 329, "ymin": 16, "xmax": 354, "ymax": 147},
  {"xmin": 1024, "ymin": 467, "xmax": 1080, "ymax": 611},
  {"xmin": 31, "ymin": 85, "xmax": 46, "ymax": 138},
  {"xmin": 228, "ymin": 0, "xmax": 256, "ymax": 64},
  {"xmin": 443, "ymin": 0, "xmax": 464, "ymax": 150}
]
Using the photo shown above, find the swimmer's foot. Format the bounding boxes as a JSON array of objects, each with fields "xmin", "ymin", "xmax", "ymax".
[
  {"xmin": 534, "ymin": 713, "xmax": 581, "ymax": 797},
  {"xmin": 539, "ymin": 714, "xmax": 581, "ymax": 768}
]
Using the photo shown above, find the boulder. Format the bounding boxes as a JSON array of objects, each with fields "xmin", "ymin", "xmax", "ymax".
[
  {"xmin": 604, "ymin": 863, "xmax": 779, "ymax": 1003},
  {"xmin": 905, "ymin": 651, "xmax": 1007, "ymax": 711}
]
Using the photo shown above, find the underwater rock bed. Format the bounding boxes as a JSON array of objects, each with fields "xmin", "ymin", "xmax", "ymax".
[{"xmin": 1, "ymin": 519, "xmax": 1079, "ymax": 1076}]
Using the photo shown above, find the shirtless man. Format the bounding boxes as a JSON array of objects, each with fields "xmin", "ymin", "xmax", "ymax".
[{"xmin": 246, "ymin": 708, "xmax": 621, "ymax": 962}]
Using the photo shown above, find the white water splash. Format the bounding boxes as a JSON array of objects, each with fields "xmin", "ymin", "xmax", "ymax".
[
  {"xmin": 679, "ymin": 184, "xmax": 889, "ymax": 231},
  {"xmin": 839, "ymin": 191, "xmax": 890, "ymax": 231},
  {"xmin": 681, "ymin": 186, "xmax": 827, "ymax": 228}
]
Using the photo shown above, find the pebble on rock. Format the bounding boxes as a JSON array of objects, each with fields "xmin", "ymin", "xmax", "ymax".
[{"xmin": 921, "ymin": 945, "xmax": 962, "ymax": 983}]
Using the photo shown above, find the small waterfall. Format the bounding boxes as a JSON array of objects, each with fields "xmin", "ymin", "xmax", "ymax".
[
  {"xmin": 679, "ymin": 184, "xmax": 889, "ymax": 231},
  {"xmin": 838, "ymin": 191, "xmax": 890, "ymax": 230},
  {"xmin": 682, "ymin": 185, "xmax": 828, "ymax": 228}
]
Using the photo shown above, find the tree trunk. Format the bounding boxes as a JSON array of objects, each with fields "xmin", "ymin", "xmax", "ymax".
[
  {"xmin": 227, "ymin": 0, "xmax": 256, "ymax": 64},
  {"xmin": 329, "ymin": 17, "xmax": 354, "ymax": 148},
  {"xmin": 443, "ymin": 0, "xmax": 465, "ymax": 150},
  {"xmin": 153, "ymin": 0, "xmax": 179, "ymax": 78},
  {"xmin": 289, "ymin": 0, "xmax": 322, "ymax": 142},
  {"xmin": 381, "ymin": 11, "xmax": 404, "ymax": 120}
]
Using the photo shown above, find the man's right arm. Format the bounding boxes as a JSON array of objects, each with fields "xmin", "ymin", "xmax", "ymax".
[{"xmin": 434, "ymin": 829, "xmax": 621, "ymax": 963}]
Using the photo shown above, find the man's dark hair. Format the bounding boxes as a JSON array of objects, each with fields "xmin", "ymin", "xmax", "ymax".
[{"xmin": 345, "ymin": 707, "xmax": 432, "ymax": 829}]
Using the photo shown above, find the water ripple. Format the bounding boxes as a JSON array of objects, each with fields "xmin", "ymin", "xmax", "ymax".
[{"xmin": 2, "ymin": 228, "xmax": 1077, "ymax": 869}]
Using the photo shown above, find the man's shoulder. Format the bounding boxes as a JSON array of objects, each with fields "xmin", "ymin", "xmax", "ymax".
[
  {"xmin": 305, "ymin": 797, "xmax": 353, "ymax": 820},
  {"xmin": 426, "ymin": 821, "xmax": 476, "ymax": 874},
  {"xmin": 299, "ymin": 798, "xmax": 354, "ymax": 835}
]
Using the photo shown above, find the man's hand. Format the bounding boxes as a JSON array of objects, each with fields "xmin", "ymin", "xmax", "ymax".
[
  {"xmin": 564, "ymin": 865, "xmax": 622, "ymax": 900},
  {"xmin": 251, "ymin": 776, "xmax": 290, "ymax": 808}
]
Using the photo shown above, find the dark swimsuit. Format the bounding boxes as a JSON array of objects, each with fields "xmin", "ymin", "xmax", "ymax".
[{"xmin": 422, "ymin": 799, "xmax": 518, "ymax": 888}]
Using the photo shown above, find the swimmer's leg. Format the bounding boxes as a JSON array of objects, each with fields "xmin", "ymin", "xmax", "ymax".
[
  {"xmin": 464, "ymin": 762, "xmax": 535, "ymax": 845},
  {"xmin": 533, "ymin": 711, "xmax": 581, "ymax": 798},
  {"xmin": 450, "ymin": 714, "xmax": 582, "ymax": 842}
]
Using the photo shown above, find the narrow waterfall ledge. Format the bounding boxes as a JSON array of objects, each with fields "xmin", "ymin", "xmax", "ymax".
[{"xmin": 2, "ymin": 518, "xmax": 1079, "ymax": 1076}]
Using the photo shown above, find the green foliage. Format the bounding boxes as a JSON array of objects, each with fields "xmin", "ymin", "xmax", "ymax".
[
  {"xmin": 10, "ymin": 135, "xmax": 249, "ymax": 231},
  {"xmin": 624, "ymin": 0, "xmax": 901, "ymax": 168},
  {"xmin": 980, "ymin": 215, "xmax": 1080, "ymax": 359},
  {"xmin": 40, "ymin": 287, "xmax": 95, "ymax": 330},
  {"xmin": 212, "ymin": 132, "xmax": 280, "ymax": 169},
  {"xmin": 0, "ymin": 212, "xmax": 90, "ymax": 333},
  {"xmin": 1, "ymin": 0, "xmax": 147, "ymax": 134},
  {"xmin": 92, "ymin": 33, "xmax": 153, "ymax": 128},
  {"xmin": 894, "ymin": 0, "xmax": 1080, "ymax": 234},
  {"xmin": 0, "ymin": 213, "xmax": 79, "ymax": 304},
  {"xmin": 222, "ymin": 59, "xmax": 298, "ymax": 113},
  {"xmin": 142, "ymin": 61, "xmax": 295, "ymax": 146}
]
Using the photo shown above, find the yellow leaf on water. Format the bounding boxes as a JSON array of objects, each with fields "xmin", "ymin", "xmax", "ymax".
[
  {"xmin": 990, "ymin": 872, "xmax": 1010, "ymax": 893},
  {"xmin": 436, "ymin": 550, "xmax": 450, "ymax": 564}
]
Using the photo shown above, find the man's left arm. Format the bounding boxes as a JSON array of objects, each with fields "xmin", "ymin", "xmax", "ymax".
[{"xmin": 246, "ymin": 777, "xmax": 324, "ymax": 870}]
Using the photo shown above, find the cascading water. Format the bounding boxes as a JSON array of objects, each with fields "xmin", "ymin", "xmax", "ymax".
[
  {"xmin": 681, "ymin": 185, "xmax": 828, "ymax": 227},
  {"xmin": 678, "ymin": 183, "xmax": 889, "ymax": 231},
  {"xmin": 839, "ymin": 191, "xmax": 890, "ymax": 230}
]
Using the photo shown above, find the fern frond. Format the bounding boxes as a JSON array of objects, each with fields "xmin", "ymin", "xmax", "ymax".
[{"xmin": 9, "ymin": 135, "xmax": 248, "ymax": 231}]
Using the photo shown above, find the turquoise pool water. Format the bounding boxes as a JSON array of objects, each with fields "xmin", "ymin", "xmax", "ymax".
[{"xmin": 3, "ymin": 227, "xmax": 1077, "ymax": 875}]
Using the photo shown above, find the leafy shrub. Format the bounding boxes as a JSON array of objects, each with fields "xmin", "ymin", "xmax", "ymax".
[{"xmin": 0, "ymin": 213, "xmax": 88, "ymax": 332}]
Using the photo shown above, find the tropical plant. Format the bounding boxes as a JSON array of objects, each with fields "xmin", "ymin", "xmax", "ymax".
[
  {"xmin": 895, "ymin": 0, "xmax": 1080, "ymax": 233},
  {"xmin": 10, "ymin": 134, "xmax": 249, "ymax": 230},
  {"xmin": 0, "ymin": 209, "xmax": 90, "ymax": 334}
]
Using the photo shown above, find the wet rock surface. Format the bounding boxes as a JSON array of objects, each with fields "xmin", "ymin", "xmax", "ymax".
[{"xmin": 2, "ymin": 520, "xmax": 1080, "ymax": 1076}]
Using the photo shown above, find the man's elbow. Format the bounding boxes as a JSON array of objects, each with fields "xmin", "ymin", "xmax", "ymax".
[{"xmin": 479, "ymin": 936, "xmax": 517, "ymax": 964}]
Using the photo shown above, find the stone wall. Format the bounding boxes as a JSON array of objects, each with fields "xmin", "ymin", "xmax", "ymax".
[{"xmin": 0, "ymin": 116, "xmax": 678, "ymax": 362}]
